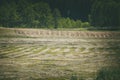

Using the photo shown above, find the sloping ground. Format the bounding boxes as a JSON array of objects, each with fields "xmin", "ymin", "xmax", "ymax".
[{"xmin": 0, "ymin": 27, "xmax": 120, "ymax": 80}]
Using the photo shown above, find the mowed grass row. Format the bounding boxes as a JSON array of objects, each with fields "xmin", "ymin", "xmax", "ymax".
[
  {"xmin": 0, "ymin": 44, "xmax": 86, "ymax": 58},
  {"xmin": 0, "ymin": 28, "xmax": 120, "ymax": 80},
  {"xmin": 0, "ymin": 40, "xmax": 120, "ymax": 80},
  {"xmin": 0, "ymin": 43, "xmax": 119, "ymax": 61},
  {"xmin": 0, "ymin": 44, "xmax": 108, "ymax": 58}
]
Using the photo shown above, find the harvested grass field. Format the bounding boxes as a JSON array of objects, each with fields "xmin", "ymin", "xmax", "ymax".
[{"xmin": 0, "ymin": 28, "xmax": 120, "ymax": 80}]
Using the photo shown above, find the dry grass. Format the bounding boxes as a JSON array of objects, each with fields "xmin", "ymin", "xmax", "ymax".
[
  {"xmin": 0, "ymin": 27, "xmax": 120, "ymax": 80},
  {"xmin": 0, "ymin": 27, "xmax": 120, "ymax": 39}
]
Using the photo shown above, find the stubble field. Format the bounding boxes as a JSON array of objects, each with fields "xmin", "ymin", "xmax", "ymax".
[{"xmin": 0, "ymin": 28, "xmax": 120, "ymax": 80}]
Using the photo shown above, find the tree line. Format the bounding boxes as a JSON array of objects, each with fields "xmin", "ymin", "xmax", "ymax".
[
  {"xmin": 0, "ymin": 0, "xmax": 119, "ymax": 29},
  {"xmin": 0, "ymin": 0, "xmax": 90, "ymax": 29}
]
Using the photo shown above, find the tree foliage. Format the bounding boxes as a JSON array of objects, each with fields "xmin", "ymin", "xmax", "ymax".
[
  {"xmin": 1, "ymin": 0, "xmax": 119, "ymax": 29},
  {"xmin": 0, "ymin": 0, "xmax": 88, "ymax": 28},
  {"xmin": 90, "ymin": 0, "xmax": 120, "ymax": 29}
]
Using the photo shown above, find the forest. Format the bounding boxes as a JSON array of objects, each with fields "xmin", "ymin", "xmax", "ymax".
[{"xmin": 0, "ymin": 0, "xmax": 120, "ymax": 30}]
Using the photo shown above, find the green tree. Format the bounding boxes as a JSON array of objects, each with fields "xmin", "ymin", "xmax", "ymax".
[
  {"xmin": 32, "ymin": 2, "xmax": 54, "ymax": 28},
  {"xmin": 53, "ymin": 8, "xmax": 61, "ymax": 28},
  {"xmin": 75, "ymin": 20, "xmax": 82, "ymax": 28},
  {"xmin": 16, "ymin": 0, "xmax": 35, "ymax": 27},
  {"xmin": 118, "ymin": 3, "xmax": 120, "ymax": 26},
  {"xmin": 0, "ymin": 1, "xmax": 19, "ymax": 27},
  {"xmin": 90, "ymin": 0, "xmax": 120, "ymax": 28},
  {"xmin": 58, "ymin": 17, "xmax": 76, "ymax": 28},
  {"xmin": 81, "ymin": 22, "xmax": 91, "ymax": 28}
]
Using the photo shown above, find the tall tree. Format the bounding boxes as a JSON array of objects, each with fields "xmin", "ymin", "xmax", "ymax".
[
  {"xmin": 90, "ymin": 0, "xmax": 120, "ymax": 28},
  {"xmin": 53, "ymin": 8, "xmax": 61, "ymax": 28},
  {"xmin": 0, "ymin": 1, "xmax": 19, "ymax": 27},
  {"xmin": 32, "ymin": 2, "xmax": 54, "ymax": 28}
]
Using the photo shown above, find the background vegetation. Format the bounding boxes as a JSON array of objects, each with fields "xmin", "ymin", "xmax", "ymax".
[{"xmin": 0, "ymin": 0, "xmax": 119, "ymax": 30}]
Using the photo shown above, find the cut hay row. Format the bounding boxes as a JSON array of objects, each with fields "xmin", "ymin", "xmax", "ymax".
[
  {"xmin": 8, "ymin": 46, "xmax": 39, "ymax": 58},
  {"xmin": 51, "ymin": 48, "xmax": 60, "ymax": 53},
  {"xmin": 27, "ymin": 47, "xmax": 50, "ymax": 58},
  {"xmin": 14, "ymin": 29, "xmax": 120, "ymax": 38},
  {"xmin": 0, "ymin": 43, "xmax": 120, "ymax": 80},
  {"xmin": 0, "ymin": 44, "xmax": 118, "ymax": 59},
  {"xmin": 0, "ymin": 27, "xmax": 120, "ymax": 38}
]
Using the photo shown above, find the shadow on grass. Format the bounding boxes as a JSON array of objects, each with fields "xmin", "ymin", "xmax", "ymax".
[
  {"xmin": 95, "ymin": 40, "xmax": 120, "ymax": 80},
  {"xmin": 0, "ymin": 54, "xmax": 9, "ymax": 59},
  {"xmin": 95, "ymin": 67, "xmax": 120, "ymax": 80}
]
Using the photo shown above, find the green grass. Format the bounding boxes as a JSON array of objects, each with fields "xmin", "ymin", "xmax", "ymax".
[
  {"xmin": 89, "ymin": 47, "xmax": 95, "ymax": 52},
  {"xmin": 79, "ymin": 47, "xmax": 85, "ymax": 52},
  {"xmin": 32, "ymin": 47, "xmax": 46, "ymax": 54}
]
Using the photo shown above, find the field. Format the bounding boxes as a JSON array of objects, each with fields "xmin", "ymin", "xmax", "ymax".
[{"xmin": 0, "ymin": 28, "xmax": 120, "ymax": 80}]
